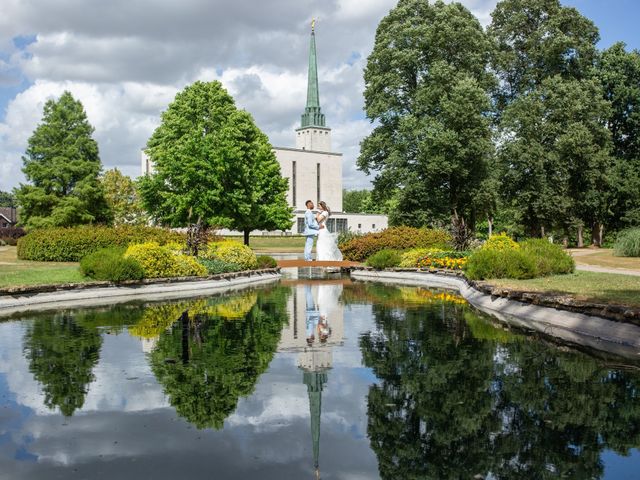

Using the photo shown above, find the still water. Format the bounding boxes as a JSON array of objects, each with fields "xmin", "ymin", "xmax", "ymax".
[{"xmin": 0, "ymin": 279, "xmax": 639, "ymax": 479}]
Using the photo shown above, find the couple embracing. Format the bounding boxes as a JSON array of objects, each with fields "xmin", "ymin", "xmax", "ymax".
[{"xmin": 303, "ymin": 200, "xmax": 343, "ymax": 262}]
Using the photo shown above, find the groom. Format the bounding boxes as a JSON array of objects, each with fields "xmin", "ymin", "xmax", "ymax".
[{"xmin": 303, "ymin": 200, "xmax": 322, "ymax": 261}]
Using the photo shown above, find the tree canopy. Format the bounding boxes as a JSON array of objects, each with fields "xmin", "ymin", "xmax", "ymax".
[
  {"xmin": 15, "ymin": 91, "xmax": 111, "ymax": 229},
  {"xmin": 138, "ymin": 81, "xmax": 292, "ymax": 244},
  {"xmin": 101, "ymin": 168, "xmax": 149, "ymax": 226}
]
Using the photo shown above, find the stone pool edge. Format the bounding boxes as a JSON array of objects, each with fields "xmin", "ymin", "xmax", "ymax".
[
  {"xmin": 0, "ymin": 270, "xmax": 281, "ymax": 317},
  {"xmin": 350, "ymin": 269, "xmax": 640, "ymax": 360}
]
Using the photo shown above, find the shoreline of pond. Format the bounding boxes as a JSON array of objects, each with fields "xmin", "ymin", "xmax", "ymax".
[
  {"xmin": 350, "ymin": 269, "xmax": 640, "ymax": 360},
  {"xmin": 0, "ymin": 269, "xmax": 281, "ymax": 317}
]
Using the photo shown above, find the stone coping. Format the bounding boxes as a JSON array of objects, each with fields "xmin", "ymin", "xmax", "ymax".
[
  {"xmin": 0, "ymin": 269, "xmax": 281, "ymax": 317},
  {"xmin": 350, "ymin": 269, "xmax": 640, "ymax": 361}
]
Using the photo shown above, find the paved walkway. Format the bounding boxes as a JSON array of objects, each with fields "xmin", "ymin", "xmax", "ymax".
[{"xmin": 569, "ymin": 249, "xmax": 640, "ymax": 277}]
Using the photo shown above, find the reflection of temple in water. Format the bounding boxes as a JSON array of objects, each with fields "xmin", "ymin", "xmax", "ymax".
[{"xmin": 278, "ymin": 282, "xmax": 344, "ymax": 479}]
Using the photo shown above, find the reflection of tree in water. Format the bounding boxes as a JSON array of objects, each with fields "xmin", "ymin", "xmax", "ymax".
[
  {"xmin": 150, "ymin": 287, "xmax": 289, "ymax": 429},
  {"xmin": 359, "ymin": 286, "xmax": 640, "ymax": 479},
  {"xmin": 23, "ymin": 313, "xmax": 102, "ymax": 417}
]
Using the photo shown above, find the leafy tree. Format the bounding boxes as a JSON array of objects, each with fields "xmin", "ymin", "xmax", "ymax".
[
  {"xmin": 150, "ymin": 287, "xmax": 288, "ymax": 429},
  {"xmin": 0, "ymin": 190, "xmax": 16, "ymax": 208},
  {"xmin": 598, "ymin": 42, "xmax": 640, "ymax": 228},
  {"xmin": 23, "ymin": 314, "xmax": 102, "ymax": 417},
  {"xmin": 489, "ymin": 0, "xmax": 600, "ymax": 109},
  {"xmin": 358, "ymin": 0, "xmax": 494, "ymax": 229},
  {"xmin": 101, "ymin": 168, "xmax": 149, "ymax": 226},
  {"xmin": 139, "ymin": 81, "xmax": 292, "ymax": 245},
  {"xmin": 498, "ymin": 76, "xmax": 613, "ymax": 241},
  {"xmin": 15, "ymin": 91, "xmax": 111, "ymax": 229},
  {"xmin": 342, "ymin": 189, "xmax": 383, "ymax": 214}
]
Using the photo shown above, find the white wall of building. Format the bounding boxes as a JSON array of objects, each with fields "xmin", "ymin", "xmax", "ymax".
[{"xmin": 295, "ymin": 126, "xmax": 332, "ymax": 152}]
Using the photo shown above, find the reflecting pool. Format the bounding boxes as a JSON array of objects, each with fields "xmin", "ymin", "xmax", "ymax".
[{"xmin": 1, "ymin": 280, "xmax": 639, "ymax": 479}]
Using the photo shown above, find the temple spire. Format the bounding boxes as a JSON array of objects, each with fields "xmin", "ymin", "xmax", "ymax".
[{"xmin": 301, "ymin": 20, "xmax": 326, "ymax": 128}]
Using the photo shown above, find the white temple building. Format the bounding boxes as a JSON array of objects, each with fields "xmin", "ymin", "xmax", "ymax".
[{"xmin": 141, "ymin": 24, "xmax": 388, "ymax": 235}]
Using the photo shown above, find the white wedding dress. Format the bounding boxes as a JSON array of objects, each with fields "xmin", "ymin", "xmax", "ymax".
[{"xmin": 316, "ymin": 211, "xmax": 343, "ymax": 261}]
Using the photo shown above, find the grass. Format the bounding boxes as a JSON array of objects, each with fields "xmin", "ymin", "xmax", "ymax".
[
  {"xmin": 0, "ymin": 246, "xmax": 91, "ymax": 288},
  {"xmin": 487, "ymin": 271, "xmax": 640, "ymax": 307},
  {"xmin": 570, "ymin": 248, "xmax": 640, "ymax": 270},
  {"xmin": 223, "ymin": 235, "xmax": 306, "ymax": 253}
]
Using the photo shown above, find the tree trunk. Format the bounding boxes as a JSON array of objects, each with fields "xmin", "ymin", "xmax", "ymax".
[
  {"xmin": 243, "ymin": 229, "xmax": 250, "ymax": 246},
  {"xmin": 577, "ymin": 225, "xmax": 584, "ymax": 248},
  {"xmin": 591, "ymin": 222, "xmax": 604, "ymax": 247},
  {"xmin": 488, "ymin": 216, "xmax": 493, "ymax": 238},
  {"xmin": 540, "ymin": 225, "xmax": 545, "ymax": 238}
]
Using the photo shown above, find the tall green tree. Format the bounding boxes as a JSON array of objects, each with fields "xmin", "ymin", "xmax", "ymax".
[
  {"xmin": 489, "ymin": 0, "xmax": 600, "ymax": 109},
  {"xmin": 358, "ymin": 0, "xmax": 494, "ymax": 229},
  {"xmin": 15, "ymin": 91, "xmax": 111, "ymax": 229},
  {"xmin": 498, "ymin": 76, "xmax": 613, "ymax": 240},
  {"xmin": 342, "ymin": 189, "xmax": 384, "ymax": 214},
  {"xmin": 101, "ymin": 168, "xmax": 149, "ymax": 226},
  {"xmin": 138, "ymin": 81, "xmax": 292, "ymax": 245},
  {"xmin": 0, "ymin": 190, "xmax": 16, "ymax": 208},
  {"xmin": 598, "ymin": 42, "xmax": 640, "ymax": 228}
]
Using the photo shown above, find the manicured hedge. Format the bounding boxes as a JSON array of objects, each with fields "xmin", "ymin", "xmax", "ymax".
[
  {"xmin": 17, "ymin": 225, "xmax": 185, "ymax": 261},
  {"xmin": 202, "ymin": 240, "xmax": 258, "ymax": 269},
  {"xmin": 366, "ymin": 249, "xmax": 402, "ymax": 270},
  {"xmin": 80, "ymin": 247, "xmax": 145, "ymax": 282},
  {"xmin": 124, "ymin": 242, "xmax": 206, "ymax": 278},
  {"xmin": 256, "ymin": 255, "xmax": 277, "ymax": 269},
  {"xmin": 340, "ymin": 227, "xmax": 451, "ymax": 262}
]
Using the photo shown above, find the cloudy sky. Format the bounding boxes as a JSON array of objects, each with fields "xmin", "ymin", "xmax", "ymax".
[{"xmin": 0, "ymin": 0, "xmax": 639, "ymax": 193}]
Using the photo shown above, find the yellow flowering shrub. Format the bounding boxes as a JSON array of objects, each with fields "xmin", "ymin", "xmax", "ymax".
[
  {"xmin": 399, "ymin": 248, "xmax": 443, "ymax": 268},
  {"xmin": 124, "ymin": 242, "xmax": 206, "ymax": 278},
  {"xmin": 203, "ymin": 240, "xmax": 258, "ymax": 270},
  {"xmin": 481, "ymin": 233, "xmax": 519, "ymax": 251}
]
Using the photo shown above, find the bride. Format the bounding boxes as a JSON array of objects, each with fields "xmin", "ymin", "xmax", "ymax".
[{"xmin": 316, "ymin": 201, "xmax": 343, "ymax": 261}]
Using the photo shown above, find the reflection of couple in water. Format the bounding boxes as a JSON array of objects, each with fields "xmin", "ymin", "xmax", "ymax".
[{"xmin": 305, "ymin": 285, "xmax": 332, "ymax": 347}]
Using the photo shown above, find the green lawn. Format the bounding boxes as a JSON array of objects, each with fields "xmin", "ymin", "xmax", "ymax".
[
  {"xmin": 0, "ymin": 246, "xmax": 91, "ymax": 288},
  {"xmin": 224, "ymin": 235, "xmax": 306, "ymax": 253},
  {"xmin": 487, "ymin": 271, "xmax": 640, "ymax": 307}
]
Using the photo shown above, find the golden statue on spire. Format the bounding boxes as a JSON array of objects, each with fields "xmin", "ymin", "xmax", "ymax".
[{"xmin": 311, "ymin": 18, "xmax": 316, "ymax": 32}]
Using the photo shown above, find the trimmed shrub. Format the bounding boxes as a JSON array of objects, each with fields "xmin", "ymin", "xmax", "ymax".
[
  {"xmin": 256, "ymin": 255, "xmax": 278, "ymax": 269},
  {"xmin": 197, "ymin": 258, "xmax": 243, "ymax": 275},
  {"xmin": 399, "ymin": 248, "xmax": 443, "ymax": 268},
  {"xmin": 341, "ymin": 227, "xmax": 451, "ymax": 262},
  {"xmin": 366, "ymin": 249, "xmax": 402, "ymax": 270},
  {"xmin": 416, "ymin": 251, "xmax": 469, "ymax": 270},
  {"xmin": 0, "ymin": 227, "xmax": 26, "ymax": 246},
  {"xmin": 614, "ymin": 228, "xmax": 640, "ymax": 257},
  {"xmin": 203, "ymin": 240, "xmax": 258, "ymax": 269},
  {"xmin": 465, "ymin": 248, "xmax": 537, "ymax": 280},
  {"xmin": 124, "ymin": 242, "xmax": 206, "ymax": 278},
  {"xmin": 520, "ymin": 239, "xmax": 575, "ymax": 275},
  {"xmin": 17, "ymin": 225, "xmax": 185, "ymax": 261},
  {"xmin": 80, "ymin": 247, "xmax": 144, "ymax": 282},
  {"xmin": 481, "ymin": 233, "xmax": 519, "ymax": 251}
]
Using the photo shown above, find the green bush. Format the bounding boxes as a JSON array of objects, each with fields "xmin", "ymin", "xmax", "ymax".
[
  {"xmin": 520, "ymin": 239, "xmax": 575, "ymax": 275},
  {"xmin": 80, "ymin": 247, "xmax": 145, "ymax": 282},
  {"xmin": 197, "ymin": 258, "xmax": 242, "ymax": 275},
  {"xmin": 124, "ymin": 242, "xmax": 206, "ymax": 278},
  {"xmin": 341, "ymin": 227, "xmax": 451, "ymax": 262},
  {"xmin": 203, "ymin": 240, "xmax": 258, "ymax": 269},
  {"xmin": 17, "ymin": 225, "xmax": 185, "ymax": 261},
  {"xmin": 481, "ymin": 233, "xmax": 519, "ymax": 251},
  {"xmin": 399, "ymin": 248, "xmax": 443, "ymax": 268},
  {"xmin": 465, "ymin": 248, "xmax": 537, "ymax": 280},
  {"xmin": 256, "ymin": 255, "xmax": 277, "ymax": 269},
  {"xmin": 366, "ymin": 249, "xmax": 402, "ymax": 270},
  {"xmin": 614, "ymin": 228, "xmax": 640, "ymax": 257}
]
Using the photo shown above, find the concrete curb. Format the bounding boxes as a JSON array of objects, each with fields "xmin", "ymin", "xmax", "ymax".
[
  {"xmin": 0, "ymin": 271, "xmax": 281, "ymax": 317},
  {"xmin": 350, "ymin": 270, "xmax": 640, "ymax": 360}
]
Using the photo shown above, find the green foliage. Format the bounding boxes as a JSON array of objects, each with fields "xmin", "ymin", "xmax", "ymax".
[
  {"xmin": 481, "ymin": 233, "xmax": 519, "ymax": 251},
  {"xmin": 15, "ymin": 91, "xmax": 111, "ymax": 229},
  {"xmin": 359, "ymin": 0, "xmax": 494, "ymax": 228},
  {"xmin": 465, "ymin": 248, "xmax": 537, "ymax": 280},
  {"xmin": 101, "ymin": 168, "xmax": 149, "ymax": 226},
  {"xmin": 399, "ymin": 248, "xmax": 443, "ymax": 268},
  {"xmin": 138, "ymin": 81, "xmax": 292, "ymax": 238},
  {"xmin": 197, "ymin": 258, "xmax": 242, "ymax": 275},
  {"xmin": 341, "ymin": 227, "xmax": 451, "ymax": 262},
  {"xmin": 124, "ymin": 242, "xmax": 207, "ymax": 278},
  {"xmin": 79, "ymin": 247, "xmax": 144, "ymax": 282},
  {"xmin": 342, "ymin": 189, "xmax": 382, "ymax": 214},
  {"xmin": 0, "ymin": 190, "xmax": 16, "ymax": 207},
  {"xmin": 17, "ymin": 225, "xmax": 185, "ymax": 261},
  {"xmin": 149, "ymin": 288, "xmax": 289, "ymax": 429},
  {"xmin": 203, "ymin": 240, "xmax": 258, "ymax": 269},
  {"xmin": 614, "ymin": 228, "xmax": 640, "ymax": 257},
  {"xmin": 337, "ymin": 229, "xmax": 363, "ymax": 248},
  {"xmin": 0, "ymin": 227, "xmax": 25, "ymax": 246},
  {"xmin": 520, "ymin": 238, "xmax": 575, "ymax": 275},
  {"xmin": 256, "ymin": 255, "xmax": 277, "ymax": 269},
  {"xmin": 366, "ymin": 249, "xmax": 402, "ymax": 270},
  {"xmin": 23, "ymin": 314, "xmax": 102, "ymax": 417}
]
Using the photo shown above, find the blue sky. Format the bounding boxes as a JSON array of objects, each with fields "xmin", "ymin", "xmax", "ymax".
[{"xmin": 1, "ymin": 0, "xmax": 639, "ymax": 192}]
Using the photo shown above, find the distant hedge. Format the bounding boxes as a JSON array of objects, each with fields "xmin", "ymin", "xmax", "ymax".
[
  {"xmin": 17, "ymin": 225, "xmax": 185, "ymax": 261},
  {"xmin": 340, "ymin": 226, "xmax": 451, "ymax": 262}
]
